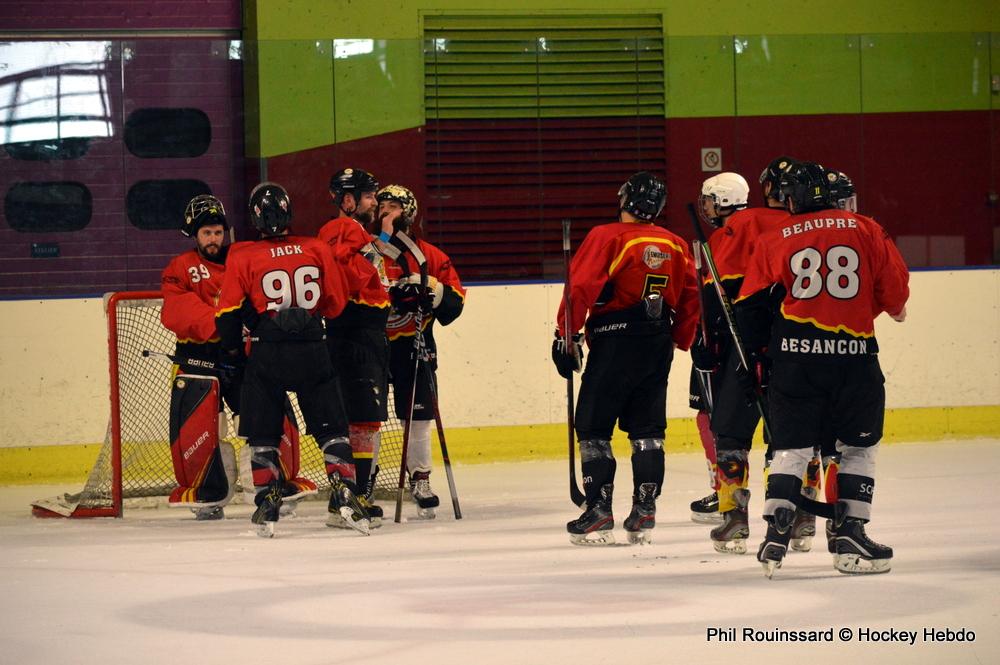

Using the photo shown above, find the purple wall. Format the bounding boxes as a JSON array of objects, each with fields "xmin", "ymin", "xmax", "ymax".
[
  {"xmin": 0, "ymin": 39, "xmax": 245, "ymax": 296},
  {"xmin": 0, "ymin": 1, "xmax": 240, "ymax": 31}
]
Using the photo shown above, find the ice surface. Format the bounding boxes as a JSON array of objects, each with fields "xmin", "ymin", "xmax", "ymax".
[{"xmin": 1, "ymin": 440, "xmax": 998, "ymax": 665}]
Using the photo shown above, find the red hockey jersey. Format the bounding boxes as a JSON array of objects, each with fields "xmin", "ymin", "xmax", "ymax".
[
  {"xmin": 384, "ymin": 238, "xmax": 466, "ymax": 342},
  {"xmin": 217, "ymin": 235, "xmax": 349, "ymax": 323},
  {"xmin": 317, "ymin": 216, "xmax": 390, "ymax": 316},
  {"xmin": 700, "ymin": 206, "xmax": 789, "ymax": 342},
  {"xmin": 557, "ymin": 220, "xmax": 700, "ymax": 350},
  {"xmin": 737, "ymin": 209, "xmax": 909, "ymax": 360},
  {"xmin": 160, "ymin": 249, "xmax": 226, "ymax": 343}
]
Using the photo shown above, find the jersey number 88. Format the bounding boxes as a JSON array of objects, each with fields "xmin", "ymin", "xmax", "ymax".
[{"xmin": 789, "ymin": 245, "xmax": 860, "ymax": 300}]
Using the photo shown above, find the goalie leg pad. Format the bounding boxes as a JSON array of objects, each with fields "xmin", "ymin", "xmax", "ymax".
[
  {"xmin": 168, "ymin": 374, "xmax": 232, "ymax": 507},
  {"xmin": 276, "ymin": 408, "xmax": 316, "ymax": 501}
]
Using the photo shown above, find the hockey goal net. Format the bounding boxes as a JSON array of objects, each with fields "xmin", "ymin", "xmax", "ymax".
[{"xmin": 32, "ymin": 291, "xmax": 407, "ymax": 518}]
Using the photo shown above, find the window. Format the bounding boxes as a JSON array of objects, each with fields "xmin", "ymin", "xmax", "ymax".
[
  {"xmin": 4, "ymin": 182, "xmax": 92, "ymax": 232},
  {"xmin": 124, "ymin": 108, "xmax": 211, "ymax": 158},
  {"xmin": 127, "ymin": 179, "xmax": 211, "ymax": 230}
]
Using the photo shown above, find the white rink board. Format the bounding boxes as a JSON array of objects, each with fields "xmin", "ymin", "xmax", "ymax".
[
  {"xmin": 1, "ymin": 439, "xmax": 998, "ymax": 665},
  {"xmin": 2, "ymin": 268, "xmax": 998, "ymax": 448}
]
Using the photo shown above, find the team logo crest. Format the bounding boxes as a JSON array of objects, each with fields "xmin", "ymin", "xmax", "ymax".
[{"xmin": 643, "ymin": 245, "xmax": 671, "ymax": 269}]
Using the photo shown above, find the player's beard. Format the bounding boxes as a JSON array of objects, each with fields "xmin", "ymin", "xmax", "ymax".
[
  {"xmin": 355, "ymin": 208, "xmax": 374, "ymax": 227},
  {"xmin": 198, "ymin": 242, "xmax": 222, "ymax": 259}
]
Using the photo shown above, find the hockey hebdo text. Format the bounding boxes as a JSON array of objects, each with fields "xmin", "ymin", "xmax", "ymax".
[{"xmin": 706, "ymin": 627, "xmax": 976, "ymax": 645}]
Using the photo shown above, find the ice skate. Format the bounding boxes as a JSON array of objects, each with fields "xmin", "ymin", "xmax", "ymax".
[
  {"xmin": 690, "ymin": 491, "xmax": 722, "ymax": 524},
  {"xmin": 567, "ymin": 484, "xmax": 615, "ymax": 546},
  {"xmin": 192, "ymin": 505, "xmax": 225, "ymax": 521},
  {"xmin": 757, "ymin": 507, "xmax": 795, "ymax": 579},
  {"xmin": 710, "ymin": 489, "xmax": 749, "ymax": 554},
  {"xmin": 624, "ymin": 483, "xmax": 657, "ymax": 545},
  {"xmin": 330, "ymin": 482, "xmax": 383, "ymax": 530},
  {"xmin": 250, "ymin": 482, "xmax": 283, "ymax": 538},
  {"xmin": 832, "ymin": 518, "xmax": 892, "ymax": 575},
  {"xmin": 790, "ymin": 488, "xmax": 817, "ymax": 552},
  {"xmin": 325, "ymin": 474, "xmax": 371, "ymax": 535},
  {"xmin": 410, "ymin": 471, "xmax": 440, "ymax": 520}
]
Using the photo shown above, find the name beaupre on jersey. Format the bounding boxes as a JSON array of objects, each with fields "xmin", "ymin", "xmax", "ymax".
[{"xmin": 737, "ymin": 209, "xmax": 909, "ymax": 361}]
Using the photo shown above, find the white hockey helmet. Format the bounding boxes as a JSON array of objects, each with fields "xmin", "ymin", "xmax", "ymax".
[{"xmin": 698, "ymin": 172, "xmax": 749, "ymax": 227}]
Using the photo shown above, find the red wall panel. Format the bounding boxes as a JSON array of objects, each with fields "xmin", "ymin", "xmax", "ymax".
[{"xmin": 263, "ymin": 127, "xmax": 426, "ymax": 239}]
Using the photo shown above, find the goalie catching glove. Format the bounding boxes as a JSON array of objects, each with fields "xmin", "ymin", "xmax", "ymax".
[
  {"xmin": 551, "ymin": 330, "xmax": 584, "ymax": 379},
  {"xmin": 390, "ymin": 274, "xmax": 443, "ymax": 313}
]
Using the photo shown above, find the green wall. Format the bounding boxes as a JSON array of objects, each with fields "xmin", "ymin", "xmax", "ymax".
[{"xmin": 244, "ymin": 1, "xmax": 999, "ymax": 157}]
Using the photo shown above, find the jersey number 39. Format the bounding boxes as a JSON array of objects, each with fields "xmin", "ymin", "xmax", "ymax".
[{"xmin": 262, "ymin": 265, "xmax": 320, "ymax": 311}]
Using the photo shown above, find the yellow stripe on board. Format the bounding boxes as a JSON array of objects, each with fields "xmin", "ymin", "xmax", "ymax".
[{"xmin": 0, "ymin": 406, "xmax": 996, "ymax": 485}]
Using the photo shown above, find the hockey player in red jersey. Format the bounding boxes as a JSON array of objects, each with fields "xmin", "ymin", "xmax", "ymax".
[
  {"xmin": 160, "ymin": 195, "xmax": 239, "ymax": 519},
  {"xmin": 376, "ymin": 185, "xmax": 466, "ymax": 519},
  {"xmin": 216, "ymin": 182, "xmax": 370, "ymax": 537},
  {"xmin": 554, "ymin": 172, "xmax": 700, "ymax": 545},
  {"xmin": 735, "ymin": 162, "xmax": 909, "ymax": 577},
  {"xmin": 319, "ymin": 168, "xmax": 392, "ymax": 527},
  {"xmin": 687, "ymin": 164, "xmax": 806, "ymax": 555}
]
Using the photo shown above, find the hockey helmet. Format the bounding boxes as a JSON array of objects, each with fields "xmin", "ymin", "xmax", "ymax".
[
  {"xmin": 779, "ymin": 162, "xmax": 831, "ymax": 214},
  {"xmin": 759, "ymin": 156, "xmax": 799, "ymax": 202},
  {"xmin": 329, "ymin": 168, "xmax": 379, "ymax": 203},
  {"xmin": 248, "ymin": 182, "xmax": 292, "ymax": 236},
  {"xmin": 182, "ymin": 194, "xmax": 227, "ymax": 237},
  {"xmin": 376, "ymin": 184, "xmax": 418, "ymax": 228},
  {"xmin": 698, "ymin": 172, "xmax": 749, "ymax": 228},
  {"xmin": 618, "ymin": 171, "xmax": 667, "ymax": 221},
  {"xmin": 827, "ymin": 169, "xmax": 857, "ymax": 212}
]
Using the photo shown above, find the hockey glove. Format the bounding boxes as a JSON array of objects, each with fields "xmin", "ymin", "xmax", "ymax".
[
  {"xmin": 390, "ymin": 282, "xmax": 429, "ymax": 314},
  {"xmin": 734, "ymin": 350, "xmax": 770, "ymax": 402},
  {"xmin": 399, "ymin": 274, "xmax": 444, "ymax": 309},
  {"xmin": 551, "ymin": 330, "xmax": 584, "ymax": 379},
  {"xmin": 689, "ymin": 338, "xmax": 720, "ymax": 372}
]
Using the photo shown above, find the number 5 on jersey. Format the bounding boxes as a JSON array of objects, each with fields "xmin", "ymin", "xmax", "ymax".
[{"xmin": 643, "ymin": 274, "xmax": 670, "ymax": 297}]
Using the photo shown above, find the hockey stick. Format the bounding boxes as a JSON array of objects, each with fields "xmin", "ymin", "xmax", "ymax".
[
  {"xmin": 417, "ymin": 326, "xmax": 463, "ymax": 519},
  {"xmin": 391, "ymin": 231, "xmax": 429, "ymax": 524},
  {"xmin": 685, "ymin": 204, "xmax": 770, "ymax": 441},
  {"xmin": 561, "ymin": 219, "xmax": 587, "ymax": 509},
  {"xmin": 691, "ymin": 240, "xmax": 714, "ymax": 415},
  {"xmin": 142, "ymin": 349, "xmax": 225, "ymax": 373},
  {"xmin": 686, "ymin": 206, "xmax": 835, "ymax": 521}
]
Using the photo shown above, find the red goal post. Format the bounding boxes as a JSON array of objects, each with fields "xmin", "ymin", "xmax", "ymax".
[{"xmin": 31, "ymin": 291, "xmax": 406, "ymax": 518}]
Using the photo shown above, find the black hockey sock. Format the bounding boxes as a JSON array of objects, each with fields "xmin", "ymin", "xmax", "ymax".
[
  {"xmin": 581, "ymin": 458, "xmax": 616, "ymax": 506},
  {"xmin": 630, "ymin": 448, "xmax": 664, "ymax": 497}
]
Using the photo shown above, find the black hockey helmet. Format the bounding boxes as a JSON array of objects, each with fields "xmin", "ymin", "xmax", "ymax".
[
  {"xmin": 779, "ymin": 162, "xmax": 831, "ymax": 214},
  {"xmin": 759, "ymin": 156, "xmax": 799, "ymax": 202},
  {"xmin": 826, "ymin": 169, "xmax": 857, "ymax": 212},
  {"xmin": 375, "ymin": 184, "xmax": 418, "ymax": 228},
  {"xmin": 182, "ymin": 194, "xmax": 227, "ymax": 237},
  {"xmin": 329, "ymin": 168, "xmax": 379, "ymax": 204},
  {"xmin": 618, "ymin": 171, "xmax": 667, "ymax": 221},
  {"xmin": 248, "ymin": 182, "xmax": 292, "ymax": 236}
]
